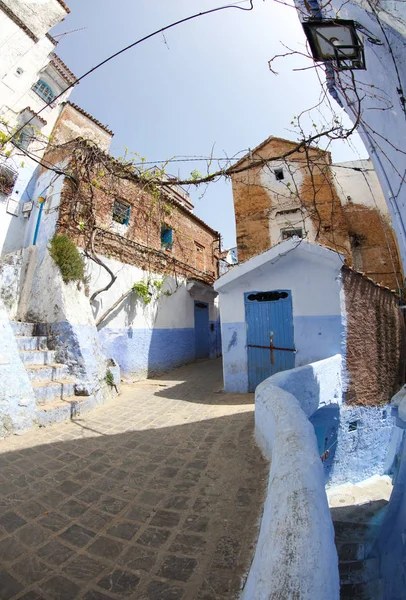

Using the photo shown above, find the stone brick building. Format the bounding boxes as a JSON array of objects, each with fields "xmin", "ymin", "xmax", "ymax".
[
  {"xmin": 229, "ymin": 135, "xmax": 403, "ymax": 290},
  {"xmin": 40, "ymin": 103, "xmax": 220, "ymax": 287},
  {"xmin": 17, "ymin": 102, "xmax": 222, "ymax": 380}
]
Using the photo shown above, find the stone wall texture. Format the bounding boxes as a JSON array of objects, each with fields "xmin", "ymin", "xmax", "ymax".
[
  {"xmin": 343, "ymin": 267, "xmax": 405, "ymax": 406},
  {"xmin": 231, "ymin": 137, "xmax": 350, "ymax": 263},
  {"xmin": 44, "ymin": 143, "xmax": 220, "ymax": 285},
  {"xmin": 231, "ymin": 137, "xmax": 403, "ymax": 290}
]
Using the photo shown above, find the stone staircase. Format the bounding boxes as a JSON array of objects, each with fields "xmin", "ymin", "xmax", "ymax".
[
  {"xmin": 11, "ymin": 321, "xmax": 95, "ymax": 426},
  {"xmin": 329, "ymin": 478, "xmax": 392, "ymax": 600}
]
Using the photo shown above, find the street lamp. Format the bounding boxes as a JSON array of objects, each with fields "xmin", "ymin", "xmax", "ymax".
[{"xmin": 303, "ymin": 19, "xmax": 365, "ymax": 70}]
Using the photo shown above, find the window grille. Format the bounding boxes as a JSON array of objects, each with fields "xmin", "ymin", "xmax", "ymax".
[
  {"xmin": 32, "ymin": 79, "xmax": 55, "ymax": 103},
  {"xmin": 12, "ymin": 126, "xmax": 33, "ymax": 150},
  {"xmin": 112, "ymin": 200, "xmax": 131, "ymax": 225}
]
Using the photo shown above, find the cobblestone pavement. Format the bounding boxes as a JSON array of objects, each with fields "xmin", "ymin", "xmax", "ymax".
[{"xmin": 0, "ymin": 359, "xmax": 268, "ymax": 600}]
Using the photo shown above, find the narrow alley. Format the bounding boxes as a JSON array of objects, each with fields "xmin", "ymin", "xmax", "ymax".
[{"xmin": 0, "ymin": 359, "xmax": 267, "ymax": 600}]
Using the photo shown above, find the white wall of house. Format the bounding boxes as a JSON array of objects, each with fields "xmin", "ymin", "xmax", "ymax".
[
  {"xmin": 0, "ymin": 1, "xmax": 72, "ymax": 255},
  {"xmin": 214, "ymin": 239, "xmax": 344, "ymax": 393},
  {"xmin": 295, "ymin": 0, "xmax": 406, "ymax": 271},
  {"xmin": 259, "ymin": 160, "xmax": 318, "ymax": 245},
  {"xmin": 331, "ymin": 159, "xmax": 390, "ymax": 214}
]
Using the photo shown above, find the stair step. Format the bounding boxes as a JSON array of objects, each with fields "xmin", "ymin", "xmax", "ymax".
[
  {"xmin": 36, "ymin": 395, "xmax": 97, "ymax": 426},
  {"xmin": 15, "ymin": 336, "xmax": 48, "ymax": 351},
  {"xmin": 10, "ymin": 322, "xmax": 38, "ymax": 336},
  {"xmin": 26, "ymin": 364, "xmax": 69, "ymax": 382},
  {"xmin": 340, "ymin": 578, "xmax": 383, "ymax": 600},
  {"xmin": 32, "ymin": 380, "xmax": 76, "ymax": 404},
  {"xmin": 336, "ymin": 541, "xmax": 373, "ymax": 562},
  {"xmin": 19, "ymin": 350, "xmax": 56, "ymax": 366},
  {"xmin": 334, "ymin": 521, "xmax": 380, "ymax": 543},
  {"xmin": 339, "ymin": 557, "xmax": 379, "ymax": 585}
]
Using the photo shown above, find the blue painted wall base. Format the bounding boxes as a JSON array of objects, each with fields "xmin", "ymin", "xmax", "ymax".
[{"xmin": 98, "ymin": 327, "xmax": 196, "ymax": 378}]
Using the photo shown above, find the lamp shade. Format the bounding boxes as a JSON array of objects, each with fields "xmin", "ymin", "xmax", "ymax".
[{"xmin": 303, "ymin": 19, "xmax": 365, "ymax": 70}]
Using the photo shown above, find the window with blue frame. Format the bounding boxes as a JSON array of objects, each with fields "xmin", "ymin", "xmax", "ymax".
[
  {"xmin": 113, "ymin": 199, "xmax": 131, "ymax": 225},
  {"xmin": 161, "ymin": 226, "xmax": 173, "ymax": 250},
  {"xmin": 32, "ymin": 79, "xmax": 55, "ymax": 103},
  {"xmin": 12, "ymin": 125, "xmax": 34, "ymax": 150}
]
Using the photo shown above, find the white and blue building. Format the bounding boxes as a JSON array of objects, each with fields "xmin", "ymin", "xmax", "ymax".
[{"xmin": 214, "ymin": 238, "xmax": 344, "ymax": 394}]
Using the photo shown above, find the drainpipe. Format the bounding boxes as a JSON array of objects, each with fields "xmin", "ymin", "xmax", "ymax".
[{"xmin": 32, "ymin": 192, "xmax": 47, "ymax": 246}]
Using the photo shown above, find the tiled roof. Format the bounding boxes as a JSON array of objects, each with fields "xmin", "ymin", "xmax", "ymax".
[
  {"xmin": 63, "ymin": 102, "xmax": 114, "ymax": 136},
  {"xmin": 227, "ymin": 135, "xmax": 331, "ymax": 173},
  {"xmin": 50, "ymin": 53, "xmax": 77, "ymax": 85},
  {"xmin": 23, "ymin": 107, "xmax": 47, "ymax": 126},
  {"xmin": 55, "ymin": 0, "xmax": 70, "ymax": 13},
  {"xmin": 46, "ymin": 32, "xmax": 58, "ymax": 46}
]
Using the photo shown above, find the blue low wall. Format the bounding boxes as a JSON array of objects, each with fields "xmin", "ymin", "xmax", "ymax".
[{"xmin": 98, "ymin": 327, "xmax": 196, "ymax": 378}]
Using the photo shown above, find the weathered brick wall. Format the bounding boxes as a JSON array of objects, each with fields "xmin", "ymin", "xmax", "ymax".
[
  {"xmin": 52, "ymin": 103, "xmax": 113, "ymax": 152},
  {"xmin": 54, "ymin": 149, "xmax": 220, "ymax": 283},
  {"xmin": 231, "ymin": 137, "xmax": 351, "ymax": 263},
  {"xmin": 231, "ymin": 137, "xmax": 403, "ymax": 290},
  {"xmin": 342, "ymin": 203, "xmax": 402, "ymax": 290},
  {"xmin": 343, "ymin": 267, "xmax": 405, "ymax": 406}
]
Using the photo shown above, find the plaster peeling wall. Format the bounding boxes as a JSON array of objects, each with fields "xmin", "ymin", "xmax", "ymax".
[
  {"xmin": 16, "ymin": 167, "xmax": 109, "ymax": 392},
  {"xmin": 52, "ymin": 104, "xmax": 113, "ymax": 152},
  {"xmin": 216, "ymin": 243, "xmax": 344, "ymax": 393},
  {"xmin": 23, "ymin": 251, "xmax": 108, "ymax": 392},
  {"xmin": 259, "ymin": 159, "xmax": 317, "ymax": 244},
  {"xmin": 0, "ymin": 298, "xmax": 36, "ymax": 437},
  {"xmin": 0, "ymin": 249, "xmax": 24, "ymax": 318},
  {"xmin": 322, "ymin": 403, "xmax": 402, "ymax": 486},
  {"xmin": 242, "ymin": 357, "xmax": 340, "ymax": 600},
  {"xmin": 87, "ymin": 254, "xmax": 220, "ymax": 379},
  {"xmin": 1, "ymin": 0, "xmax": 68, "ymax": 39}
]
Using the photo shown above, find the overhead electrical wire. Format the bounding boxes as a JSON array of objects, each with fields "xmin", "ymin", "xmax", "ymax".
[{"xmin": 7, "ymin": 0, "xmax": 254, "ymax": 143}]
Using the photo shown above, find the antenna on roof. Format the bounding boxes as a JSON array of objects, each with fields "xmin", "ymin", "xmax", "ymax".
[{"xmin": 53, "ymin": 27, "xmax": 87, "ymax": 40}]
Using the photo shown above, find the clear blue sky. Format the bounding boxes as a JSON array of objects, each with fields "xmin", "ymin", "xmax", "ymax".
[{"xmin": 51, "ymin": 0, "xmax": 367, "ymax": 248}]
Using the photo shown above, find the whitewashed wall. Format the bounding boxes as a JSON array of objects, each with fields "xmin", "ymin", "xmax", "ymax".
[
  {"xmin": 0, "ymin": 1, "xmax": 72, "ymax": 256},
  {"xmin": 215, "ymin": 240, "xmax": 344, "ymax": 393},
  {"xmin": 242, "ymin": 355, "xmax": 341, "ymax": 600},
  {"xmin": 331, "ymin": 159, "xmax": 390, "ymax": 214}
]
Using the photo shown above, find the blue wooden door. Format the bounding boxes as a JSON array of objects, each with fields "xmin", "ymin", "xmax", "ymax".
[
  {"xmin": 245, "ymin": 290, "xmax": 295, "ymax": 392},
  {"xmin": 194, "ymin": 301, "xmax": 209, "ymax": 359}
]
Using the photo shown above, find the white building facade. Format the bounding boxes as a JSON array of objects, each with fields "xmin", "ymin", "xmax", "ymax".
[
  {"xmin": 0, "ymin": 0, "xmax": 74, "ymax": 255},
  {"xmin": 295, "ymin": 0, "xmax": 406, "ymax": 277}
]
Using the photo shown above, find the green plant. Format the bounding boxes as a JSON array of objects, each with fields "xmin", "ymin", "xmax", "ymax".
[
  {"xmin": 133, "ymin": 280, "xmax": 152, "ymax": 305},
  {"xmin": 105, "ymin": 369, "xmax": 114, "ymax": 387},
  {"xmin": 49, "ymin": 234, "xmax": 85, "ymax": 284}
]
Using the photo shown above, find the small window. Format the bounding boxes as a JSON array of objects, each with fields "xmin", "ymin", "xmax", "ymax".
[
  {"xmin": 281, "ymin": 228, "xmax": 303, "ymax": 240},
  {"xmin": 112, "ymin": 200, "xmax": 131, "ymax": 225},
  {"xmin": 12, "ymin": 125, "xmax": 34, "ymax": 150},
  {"xmin": 32, "ymin": 79, "xmax": 55, "ymax": 103},
  {"xmin": 161, "ymin": 226, "xmax": 173, "ymax": 250},
  {"xmin": 274, "ymin": 168, "xmax": 284, "ymax": 181},
  {"xmin": 348, "ymin": 420, "xmax": 358, "ymax": 432}
]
